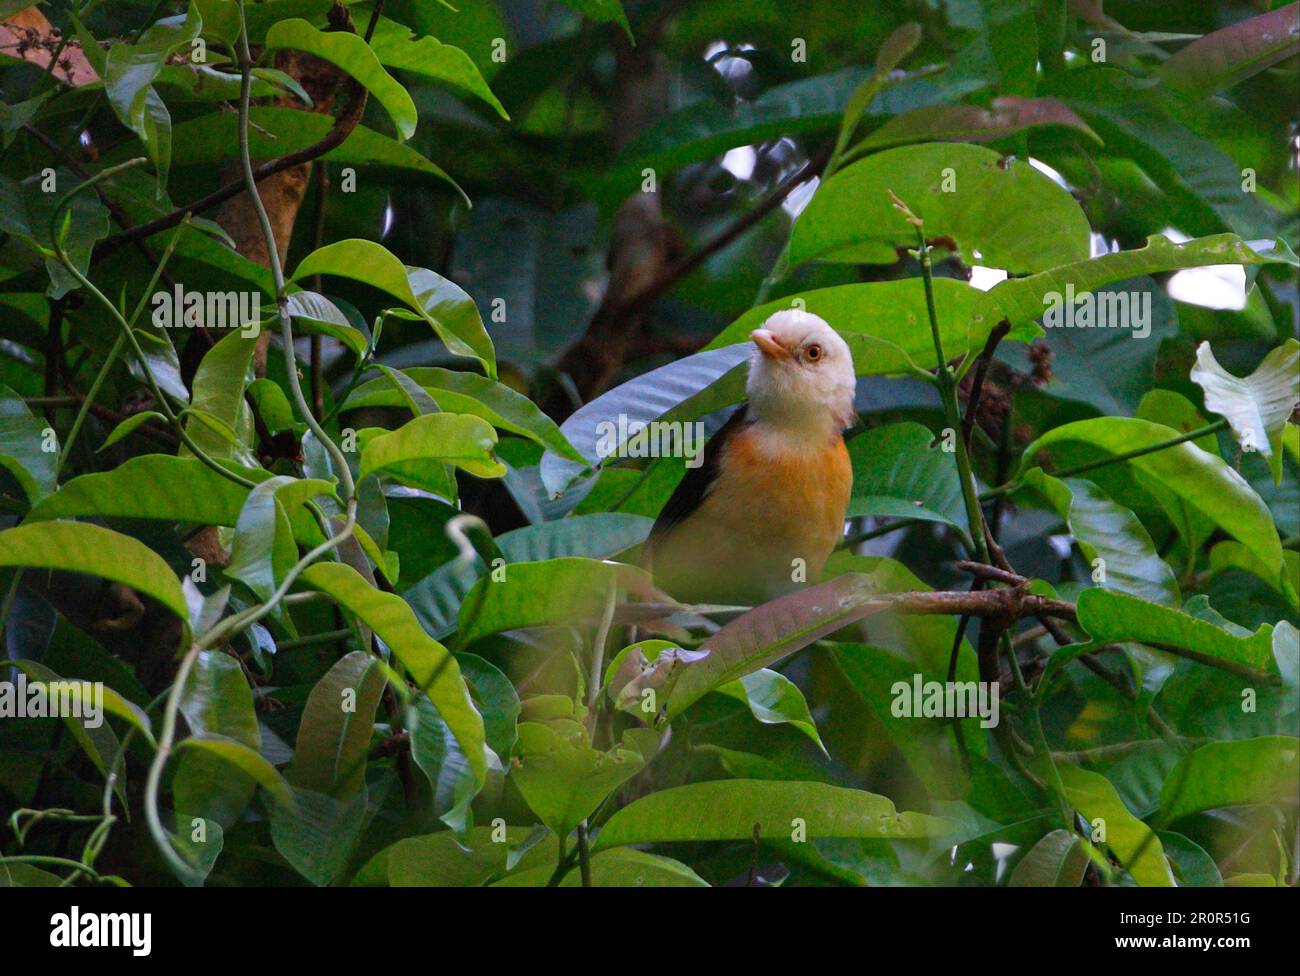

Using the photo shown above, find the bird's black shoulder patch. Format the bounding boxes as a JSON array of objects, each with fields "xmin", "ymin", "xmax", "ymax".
[{"xmin": 646, "ymin": 405, "xmax": 752, "ymax": 550}]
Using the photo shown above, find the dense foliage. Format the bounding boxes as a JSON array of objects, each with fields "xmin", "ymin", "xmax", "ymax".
[{"xmin": 0, "ymin": 0, "xmax": 1297, "ymax": 888}]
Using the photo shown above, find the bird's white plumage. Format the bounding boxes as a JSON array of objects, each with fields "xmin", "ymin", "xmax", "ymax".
[{"xmin": 745, "ymin": 310, "xmax": 857, "ymax": 446}]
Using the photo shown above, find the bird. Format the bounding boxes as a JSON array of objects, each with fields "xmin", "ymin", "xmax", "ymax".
[{"xmin": 643, "ymin": 310, "xmax": 856, "ymax": 607}]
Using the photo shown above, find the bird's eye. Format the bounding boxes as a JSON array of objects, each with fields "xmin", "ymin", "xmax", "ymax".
[{"xmin": 805, "ymin": 343, "xmax": 823, "ymax": 362}]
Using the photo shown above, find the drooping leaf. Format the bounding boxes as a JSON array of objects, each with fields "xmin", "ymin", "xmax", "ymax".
[
  {"xmin": 298, "ymin": 563, "xmax": 487, "ymax": 788},
  {"xmin": 495, "ymin": 848, "xmax": 710, "ymax": 887},
  {"xmin": 367, "ymin": 16, "xmax": 508, "ymax": 119},
  {"xmin": 285, "ymin": 650, "xmax": 387, "ymax": 799},
  {"xmin": 1008, "ymin": 829, "xmax": 1090, "ymax": 887},
  {"xmin": 717, "ymin": 668, "xmax": 826, "ymax": 752},
  {"xmin": 264, "ymin": 18, "xmax": 418, "ymax": 140},
  {"xmin": 359, "ymin": 412, "xmax": 503, "ymax": 481},
  {"xmin": 593, "ymin": 780, "xmax": 955, "ymax": 850},
  {"xmin": 290, "ymin": 239, "xmax": 496, "ymax": 377},
  {"xmin": 0, "ymin": 386, "xmax": 57, "ymax": 503},
  {"xmin": 0, "ymin": 521, "xmax": 187, "ymax": 624},
  {"xmin": 1018, "ymin": 417, "xmax": 1282, "ymax": 580}
]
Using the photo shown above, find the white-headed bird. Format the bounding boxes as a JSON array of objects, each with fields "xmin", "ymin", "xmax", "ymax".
[{"xmin": 644, "ymin": 310, "xmax": 856, "ymax": 606}]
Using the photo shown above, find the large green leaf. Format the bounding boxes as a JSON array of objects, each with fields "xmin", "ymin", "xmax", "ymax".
[
  {"xmin": 290, "ymin": 239, "xmax": 496, "ymax": 377},
  {"xmin": 1159, "ymin": 736, "xmax": 1300, "ymax": 825},
  {"xmin": 846, "ymin": 422, "xmax": 971, "ymax": 544},
  {"xmin": 102, "ymin": 5, "xmax": 202, "ymax": 185},
  {"xmin": 1072, "ymin": 589, "xmax": 1279, "ymax": 676},
  {"xmin": 285, "ymin": 649, "xmax": 386, "ymax": 799},
  {"xmin": 175, "ymin": 650, "xmax": 261, "ymax": 830},
  {"xmin": 264, "ymin": 18, "xmax": 417, "ymax": 140},
  {"xmin": 174, "ymin": 736, "xmax": 294, "ymax": 807},
  {"xmin": 979, "ymin": 233, "xmax": 1298, "ymax": 338},
  {"xmin": 28, "ymin": 455, "xmax": 255, "ymax": 526},
  {"xmin": 1058, "ymin": 765, "xmax": 1174, "ymax": 887},
  {"xmin": 495, "ymin": 848, "xmax": 709, "ymax": 887},
  {"xmin": 367, "ymin": 16, "xmax": 508, "ymax": 119},
  {"xmin": 299, "ymin": 562, "xmax": 487, "ymax": 787},
  {"xmin": 1022, "ymin": 470, "xmax": 1180, "ymax": 607},
  {"xmin": 788, "ymin": 143, "xmax": 1090, "ymax": 272},
  {"xmin": 1018, "ymin": 417, "xmax": 1282, "ymax": 579},
  {"xmin": 354, "ymin": 825, "xmax": 555, "ymax": 886},
  {"xmin": 225, "ymin": 477, "xmax": 334, "ymax": 604},
  {"xmin": 404, "ymin": 514, "xmax": 653, "ymax": 639},
  {"xmin": 455, "ymin": 558, "xmax": 655, "ymax": 647},
  {"xmin": 359, "ymin": 412, "xmax": 503, "ymax": 481},
  {"xmin": 182, "ymin": 330, "xmax": 257, "ymax": 465},
  {"xmin": 343, "ymin": 366, "xmax": 583, "ymax": 463},
  {"xmin": 0, "ymin": 521, "xmax": 187, "ymax": 624},
  {"xmin": 154, "ymin": 108, "xmax": 462, "ymax": 194},
  {"xmin": 511, "ymin": 721, "xmax": 652, "ymax": 836},
  {"xmin": 593, "ymin": 780, "xmax": 954, "ymax": 850},
  {"xmin": 1190, "ymin": 339, "xmax": 1299, "ymax": 484},
  {"xmin": 0, "ymin": 386, "xmax": 57, "ymax": 504}
]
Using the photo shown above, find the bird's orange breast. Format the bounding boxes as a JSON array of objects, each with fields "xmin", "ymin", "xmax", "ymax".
[{"xmin": 648, "ymin": 426, "xmax": 852, "ymax": 606}]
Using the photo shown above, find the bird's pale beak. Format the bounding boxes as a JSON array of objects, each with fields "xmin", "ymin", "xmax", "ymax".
[{"xmin": 750, "ymin": 328, "xmax": 790, "ymax": 360}]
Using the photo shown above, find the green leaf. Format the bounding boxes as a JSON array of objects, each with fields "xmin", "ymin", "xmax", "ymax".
[
  {"xmin": 666, "ymin": 573, "xmax": 894, "ymax": 719},
  {"xmin": 980, "ymin": 0, "xmax": 1038, "ymax": 97},
  {"xmin": 846, "ymin": 422, "xmax": 971, "ymax": 544},
  {"xmin": 455, "ymin": 558, "xmax": 654, "ymax": 647},
  {"xmin": 0, "ymin": 387, "xmax": 57, "ymax": 503},
  {"xmin": 593, "ymin": 780, "xmax": 954, "ymax": 850},
  {"xmin": 1209, "ymin": 542, "xmax": 1300, "ymax": 611},
  {"xmin": 1057, "ymin": 765, "xmax": 1174, "ymax": 887},
  {"xmin": 174, "ymin": 651, "xmax": 259, "ymax": 830},
  {"xmin": 182, "ymin": 330, "xmax": 257, "ymax": 465},
  {"xmin": 343, "ymin": 366, "xmax": 584, "ymax": 464},
  {"xmin": 290, "ymin": 239, "xmax": 496, "ymax": 377},
  {"xmin": 788, "ymin": 143, "xmax": 1090, "ymax": 273},
  {"xmin": 298, "ymin": 563, "xmax": 487, "ymax": 788},
  {"xmin": 1159, "ymin": 832, "xmax": 1222, "ymax": 887},
  {"xmin": 1190, "ymin": 339, "xmax": 1299, "ymax": 484},
  {"xmin": 270, "ymin": 787, "xmax": 368, "ymax": 886},
  {"xmin": 359, "ymin": 412, "xmax": 504, "ymax": 481},
  {"xmin": 511, "ymin": 721, "xmax": 651, "ymax": 836},
  {"xmin": 408, "ymin": 693, "xmax": 481, "ymax": 833},
  {"xmin": 0, "ymin": 521, "xmax": 187, "ymax": 624},
  {"xmin": 285, "ymin": 291, "xmax": 369, "ymax": 363},
  {"xmin": 355, "ymin": 825, "xmax": 554, "ymax": 886},
  {"xmin": 225, "ymin": 477, "xmax": 335, "ymax": 603},
  {"xmin": 560, "ymin": 0, "xmax": 632, "ymax": 41},
  {"xmin": 153, "ymin": 108, "xmax": 463, "ymax": 197},
  {"xmin": 1018, "ymin": 417, "xmax": 1282, "ymax": 580},
  {"xmin": 285, "ymin": 650, "xmax": 387, "ymax": 799},
  {"xmin": 97, "ymin": 410, "xmax": 168, "ymax": 452},
  {"xmin": 1072, "ymin": 589, "xmax": 1279, "ymax": 676},
  {"xmin": 264, "ymin": 18, "xmax": 418, "ymax": 141},
  {"xmin": 496, "ymin": 848, "xmax": 710, "ymax": 887},
  {"xmin": 980, "ymin": 233, "xmax": 1298, "ymax": 338},
  {"xmin": 102, "ymin": 5, "xmax": 203, "ymax": 186},
  {"xmin": 1161, "ymin": 3, "xmax": 1300, "ymax": 96},
  {"xmin": 1009, "ymin": 829, "xmax": 1090, "ymax": 886},
  {"xmin": 367, "ymin": 16, "xmax": 508, "ymax": 119},
  {"xmin": 174, "ymin": 735, "xmax": 294, "ymax": 808},
  {"xmin": 1021, "ymin": 470, "xmax": 1180, "ymax": 607},
  {"xmin": 404, "ymin": 514, "xmax": 653, "ymax": 639},
  {"xmin": 717, "ymin": 669, "xmax": 826, "ymax": 753},
  {"xmin": 856, "ymin": 96, "xmax": 1099, "ymax": 152},
  {"xmin": 1159, "ymin": 736, "xmax": 1300, "ymax": 825},
  {"xmin": 12, "ymin": 658, "xmax": 154, "ymax": 749},
  {"xmin": 13, "ymin": 663, "xmax": 129, "ymax": 808},
  {"xmin": 28, "ymin": 455, "xmax": 261, "ymax": 527}
]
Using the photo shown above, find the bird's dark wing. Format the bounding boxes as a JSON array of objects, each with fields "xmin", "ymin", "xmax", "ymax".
[{"xmin": 646, "ymin": 405, "xmax": 753, "ymax": 551}]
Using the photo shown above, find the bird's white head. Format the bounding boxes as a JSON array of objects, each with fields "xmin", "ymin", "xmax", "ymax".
[{"xmin": 746, "ymin": 310, "xmax": 856, "ymax": 435}]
